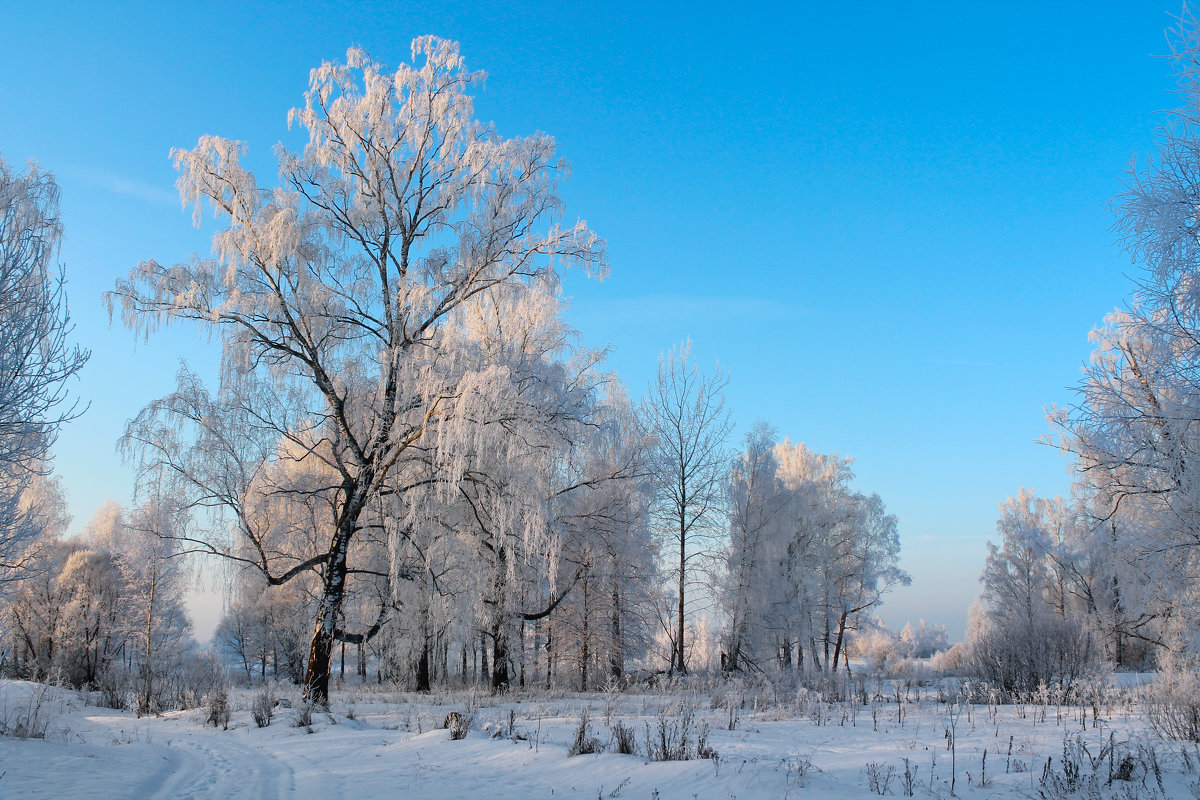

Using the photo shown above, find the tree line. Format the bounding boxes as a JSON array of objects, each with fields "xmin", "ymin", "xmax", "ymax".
[{"xmin": 950, "ymin": 10, "xmax": 1200, "ymax": 694}]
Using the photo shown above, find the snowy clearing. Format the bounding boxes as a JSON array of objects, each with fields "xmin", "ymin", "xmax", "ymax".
[{"xmin": 0, "ymin": 678, "xmax": 1196, "ymax": 799}]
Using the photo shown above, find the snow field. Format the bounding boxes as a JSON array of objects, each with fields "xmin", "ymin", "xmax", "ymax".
[{"xmin": 0, "ymin": 678, "xmax": 1195, "ymax": 799}]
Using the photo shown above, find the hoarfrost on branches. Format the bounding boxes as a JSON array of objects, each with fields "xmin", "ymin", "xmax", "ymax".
[
  {"xmin": 0, "ymin": 156, "xmax": 89, "ymax": 583},
  {"xmin": 109, "ymin": 38, "xmax": 606, "ymax": 702}
]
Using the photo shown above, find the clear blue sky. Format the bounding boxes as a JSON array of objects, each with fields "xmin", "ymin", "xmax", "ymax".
[{"xmin": 0, "ymin": 1, "xmax": 1183, "ymax": 640}]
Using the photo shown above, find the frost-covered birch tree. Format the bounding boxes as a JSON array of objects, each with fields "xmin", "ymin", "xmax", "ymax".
[
  {"xmin": 965, "ymin": 490, "xmax": 1098, "ymax": 692},
  {"xmin": 718, "ymin": 436, "xmax": 907, "ymax": 676},
  {"xmin": 721, "ymin": 421, "xmax": 784, "ymax": 673},
  {"xmin": 1049, "ymin": 9, "xmax": 1200, "ymax": 664},
  {"xmin": 109, "ymin": 39, "xmax": 604, "ymax": 702},
  {"xmin": 544, "ymin": 386, "xmax": 655, "ymax": 689},
  {"xmin": 0, "ymin": 156, "xmax": 89, "ymax": 580}
]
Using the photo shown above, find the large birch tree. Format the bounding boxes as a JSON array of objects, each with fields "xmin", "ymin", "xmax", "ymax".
[{"xmin": 109, "ymin": 38, "xmax": 604, "ymax": 702}]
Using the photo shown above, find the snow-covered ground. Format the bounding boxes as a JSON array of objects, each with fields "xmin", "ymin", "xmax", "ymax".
[{"xmin": 0, "ymin": 678, "xmax": 1193, "ymax": 799}]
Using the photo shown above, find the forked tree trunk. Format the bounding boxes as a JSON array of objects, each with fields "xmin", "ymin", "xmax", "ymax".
[{"xmin": 808, "ymin": 637, "xmax": 822, "ymax": 672}]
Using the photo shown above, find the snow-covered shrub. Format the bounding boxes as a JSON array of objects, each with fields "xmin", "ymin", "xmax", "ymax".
[
  {"xmin": 848, "ymin": 619, "xmax": 949, "ymax": 676},
  {"xmin": 695, "ymin": 720, "xmax": 717, "ymax": 760},
  {"xmin": 611, "ymin": 720, "xmax": 637, "ymax": 754},
  {"xmin": 96, "ymin": 670, "xmax": 130, "ymax": 711},
  {"xmin": 1146, "ymin": 670, "xmax": 1200, "ymax": 742},
  {"xmin": 567, "ymin": 708, "xmax": 602, "ymax": 756},
  {"xmin": 900, "ymin": 758, "xmax": 918, "ymax": 796},
  {"xmin": 294, "ymin": 701, "xmax": 315, "ymax": 731},
  {"xmin": 645, "ymin": 703, "xmax": 715, "ymax": 761},
  {"xmin": 205, "ymin": 690, "xmax": 230, "ymax": 729},
  {"xmin": 443, "ymin": 711, "xmax": 472, "ymax": 740},
  {"xmin": 252, "ymin": 687, "xmax": 274, "ymax": 728},
  {"xmin": 707, "ymin": 678, "xmax": 742, "ymax": 710},
  {"xmin": 890, "ymin": 657, "xmax": 935, "ymax": 686},
  {"xmin": 783, "ymin": 754, "xmax": 815, "ymax": 789},
  {"xmin": 964, "ymin": 611, "xmax": 1099, "ymax": 695},
  {"xmin": 0, "ymin": 683, "xmax": 52, "ymax": 739},
  {"xmin": 864, "ymin": 762, "xmax": 895, "ymax": 795},
  {"xmin": 930, "ymin": 641, "xmax": 970, "ymax": 674}
]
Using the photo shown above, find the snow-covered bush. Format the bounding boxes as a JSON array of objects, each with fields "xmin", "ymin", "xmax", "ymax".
[
  {"xmin": 645, "ymin": 703, "xmax": 716, "ymax": 761},
  {"xmin": 1145, "ymin": 670, "xmax": 1200, "ymax": 742},
  {"xmin": 611, "ymin": 719, "xmax": 637, "ymax": 754},
  {"xmin": 930, "ymin": 640, "xmax": 970, "ymax": 675},
  {"xmin": 205, "ymin": 690, "xmax": 230, "ymax": 730},
  {"xmin": 444, "ymin": 711, "xmax": 472, "ymax": 740},
  {"xmin": 864, "ymin": 762, "xmax": 895, "ymax": 795},
  {"xmin": 252, "ymin": 687, "xmax": 274, "ymax": 728},
  {"xmin": 964, "ymin": 612, "xmax": 1099, "ymax": 695},
  {"xmin": 0, "ymin": 683, "xmax": 53, "ymax": 739},
  {"xmin": 889, "ymin": 657, "xmax": 935, "ymax": 686},
  {"xmin": 294, "ymin": 701, "xmax": 315, "ymax": 731},
  {"xmin": 567, "ymin": 708, "xmax": 602, "ymax": 756}
]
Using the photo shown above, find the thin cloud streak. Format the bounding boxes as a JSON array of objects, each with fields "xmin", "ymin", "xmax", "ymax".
[{"xmin": 74, "ymin": 167, "xmax": 178, "ymax": 207}]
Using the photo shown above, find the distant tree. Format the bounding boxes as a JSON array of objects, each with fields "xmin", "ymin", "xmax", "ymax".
[
  {"xmin": 0, "ymin": 156, "xmax": 89, "ymax": 581},
  {"xmin": 213, "ymin": 592, "xmax": 267, "ymax": 683},
  {"xmin": 545, "ymin": 387, "xmax": 655, "ymax": 689},
  {"xmin": 718, "ymin": 437, "xmax": 907, "ymax": 676},
  {"xmin": 4, "ymin": 498, "xmax": 197, "ymax": 705},
  {"xmin": 642, "ymin": 340, "xmax": 731, "ymax": 675},
  {"xmin": 778, "ymin": 442, "xmax": 910, "ymax": 671},
  {"xmin": 981, "ymin": 490, "xmax": 1056, "ymax": 632},
  {"xmin": 898, "ymin": 619, "xmax": 949, "ymax": 659},
  {"xmin": 118, "ymin": 500, "xmax": 193, "ymax": 714},
  {"xmin": 966, "ymin": 490, "xmax": 1098, "ymax": 693},
  {"xmin": 721, "ymin": 421, "xmax": 784, "ymax": 673},
  {"xmin": 825, "ymin": 491, "xmax": 909, "ymax": 671}
]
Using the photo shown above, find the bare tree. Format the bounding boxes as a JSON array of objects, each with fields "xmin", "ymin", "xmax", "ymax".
[
  {"xmin": 0, "ymin": 156, "xmax": 89, "ymax": 581},
  {"xmin": 642, "ymin": 339, "xmax": 731, "ymax": 675}
]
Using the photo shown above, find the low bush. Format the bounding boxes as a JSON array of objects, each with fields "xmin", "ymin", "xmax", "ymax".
[
  {"xmin": 1146, "ymin": 671, "xmax": 1200, "ymax": 742},
  {"xmin": 252, "ymin": 688, "xmax": 275, "ymax": 728},
  {"xmin": 443, "ymin": 711, "xmax": 472, "ymax": 740},
  {"xmin": 205, "ymin": 690, "xmax": 230, "ymax": 730},
  {"xmin": 567, "ymin": 708, "xmax": 602, "ymax": 756}
]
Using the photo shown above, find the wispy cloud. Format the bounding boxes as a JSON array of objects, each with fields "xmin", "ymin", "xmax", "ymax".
[{"xmin": 74, "ymin": 167, "xmax": 178, "ymax": 207}]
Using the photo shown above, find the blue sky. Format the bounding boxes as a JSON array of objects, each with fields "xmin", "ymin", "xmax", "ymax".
[{"xmin": 0, "ymin": 1, "xmax": 1184, "ymax": 639}]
